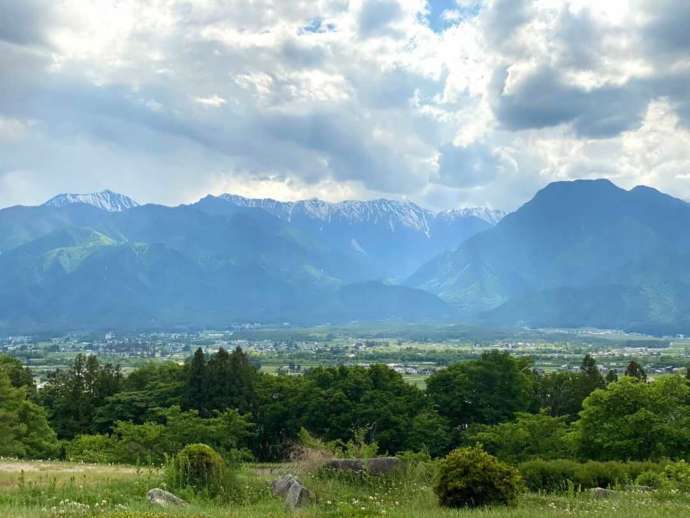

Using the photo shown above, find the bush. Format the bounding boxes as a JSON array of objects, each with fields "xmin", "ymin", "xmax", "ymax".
[
  {"xmin": 518, "ymin": 459, "xmax": 579, "ymax": 492},
  {"xmin": 636, "ymin": 470, "xmax": 664, "ymax": 489},
  {"xmin": 434, "ymin": 447, "xmax": 522, "ymax": 508},
  {"xmin": 166, "ymin": 444, "xmax": 232, "ymax": 497},
  {"xmin": 66, "ymin": 434, "xmax": 116, "ymax": 463},
  {"xmin": 519, "ymin": 459, "xmax": 666, "ymax": 492},
  {"xmin": 665, "ymin": 460, "xmax": 690, "ymax": 491}
]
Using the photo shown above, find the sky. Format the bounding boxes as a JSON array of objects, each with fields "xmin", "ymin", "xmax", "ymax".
[{"xmin": 0, "ymin": 0, "xmax": 689, "ymax": 212}]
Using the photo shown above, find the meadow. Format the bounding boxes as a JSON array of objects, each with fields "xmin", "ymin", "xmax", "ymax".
[{"xmin": 1, "ymin": 459, "xmax": 690, "ymax": 518}]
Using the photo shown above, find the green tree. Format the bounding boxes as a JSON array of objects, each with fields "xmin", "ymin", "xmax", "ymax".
[
  {"xmin": 0, "ymin": 355, "xmax": 36, "ymax": 397},
  {"xmin": 624, "ymin": 361, "xmax": 647, "ymax": 382},
  {"xmin": 605, "ymin": 369, "xmax": 619, "ymax": 384},
  {"xmin": 574, "ymin": 375, "xmax": 690, "ymax": 460},
  {"xmin": 95, "ymin": 362, "xmax": 185, "ymax": 431},
  {"xmin": 184, "ymin": 348, "xmax": 208, "ymax": 414},
  {"xmin": 253, "ymin": 374, "xmax": 306, "ymax": 461},
  {"xmin": 579, "ymin": 354, "xmax": 606, "ymax": 395},
  {"xmin": 463, "ymin": 412, "xmax": 573, "ymax": 463},
  {"xmin": 0, "ymin": 370, "xmax": 58, "ymax": 458},
  {"xmin": 531, "ymin": 355, "xmax": 606, "ymax": 421},
  {"xmin": 532, "ymin": 371, "xmax": 583, "ymax": 420},
  {"xmin": 296, "ymin": 364, "xmax": 427, "ymax": 454},
  {"xmin": 427, "ymin": 352, "xmax": 532, "ymax": 428},
  {"xmin": 39, "ymin": 354, "xmax": 122, "ymax": 438},
  {"xmin": 206, "ymin": 347, "xmax": 258, "ymax": 414},
  {"xmin": 406, "ymin": 410, "xmax": 452, "ymax": 457}
]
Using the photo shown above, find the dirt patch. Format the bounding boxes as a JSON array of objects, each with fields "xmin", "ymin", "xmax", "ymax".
[
  {"xmin": 0, "ymin": 462, "xmax": 41, "ymax": 472},
  {"xmin": 0, "ymin": 461, "xmax": 139, "ymax": 474}
]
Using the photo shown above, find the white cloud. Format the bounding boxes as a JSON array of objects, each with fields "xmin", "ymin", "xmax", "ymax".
[
  {"xmin": 194, "ymin": 95, "xmax": 227, "ymax": 107},
  {"xmin": 0, "ymin": 0, "xmax": 689, "ymax": 212}
]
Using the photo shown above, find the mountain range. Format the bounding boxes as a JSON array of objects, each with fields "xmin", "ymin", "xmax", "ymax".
[
  {"xmin": 0, "ymin": 191, "xmax": 497, "ymax": 331},
  {"xmin": 4, "ymin": 180, "xmax": 690, "ymax": 334}
]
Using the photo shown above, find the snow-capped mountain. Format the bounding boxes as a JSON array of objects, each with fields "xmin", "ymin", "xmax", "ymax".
[
  {"xmin": 437, "ymin": 207, "xmax": 506, "ymax": 226},
  {"xmin": 44, "ymin": 190, "xmax": 139, "ymax": 212},
  {"xmin": 217, "ymin": 194, "xmax": 504, "ymax": 229},
  {"xmin": 200, "ymin": 194, "xmax": 504, "ymax": 280}
]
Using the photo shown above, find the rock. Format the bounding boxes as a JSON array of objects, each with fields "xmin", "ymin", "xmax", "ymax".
[
  {"xmin": 324, "ymin": 457, "xmax": 402, "ymax": 476},
  {"xmin": 366, "ymin": 457, "xmax": 402, "ymax": 476},
  {"xmin": 271, "ymin": 474, "xmax": 311, "ymax": 510},
  {"xmin": 272, "ymin": 474, "xmax": 297, "ymax": 497},
  {"xmin": 146, "ymin": 488, "xmax": 187, "ymax": 507},
  {"xmin": 285, "ymin": 480, "xmax": 311, "ymax": 510},
  {"xmin": 589, "ymin": 487, "xmax": 615, "ymax": 498}
]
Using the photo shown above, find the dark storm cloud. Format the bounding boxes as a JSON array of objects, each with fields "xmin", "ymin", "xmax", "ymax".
[{"xmin": 491, "ymin": 66, "xmax": 650, "ymax": 138}]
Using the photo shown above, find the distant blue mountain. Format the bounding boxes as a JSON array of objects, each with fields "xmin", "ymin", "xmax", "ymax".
[
  {"xmin": 408, "ymin": 179, "xmax": 690, "ymax": 334},
  {"xmin": 195, "ymin": 194, "xmax": 503, "ymax": 280},
  {"xmin": 0, "ymin": 192, "xmax": 496, "ymax": 332}
]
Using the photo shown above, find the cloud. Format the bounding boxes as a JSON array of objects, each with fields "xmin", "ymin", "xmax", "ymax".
[
  {"xmin": 358, "ymin": 0, "xmax": 404, "ymax": 37},
  {"xmin": 0, "ymin": 0, "xmax": 689, "ymax": 214},
  {"xmin": 194, "ymin": 95, "xmax": 227, "ymax": 107},
  {"xmin": 0, "ymin": 0, "xmax": 55, "ymax": 47},
  {"xmin": 436, "ymin": 142, "xmax": 502, "ymax": 188},
  {"xmin": 492, "ymin": 66, "xmax": 650, "ymax": 138}
]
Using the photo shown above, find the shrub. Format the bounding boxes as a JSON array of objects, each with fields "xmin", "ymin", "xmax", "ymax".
[
  {"xmin": 66, "ymin": 434, "xmax": 116, "ymax": 463},
  {"xmin": 518, "ymin": 459, "xmax": 578, "ymax": 492},
  {"xmin": 636, "ymin": 470, "xmax": 664, "ymax": 489},
  {"xmin": 519, "ymin": 459, "xmax": 666, "ymax": 492},
  {"xmin": 166, "ymin": 444, "xmax": 231, "ymax": 497},
  {"xmin": 665, "ymin": 460, "xmax": 690, "ymax": 491},
  {"xmin": 434, "ymin": 447, "xmax": 522, "ymax": 508}
]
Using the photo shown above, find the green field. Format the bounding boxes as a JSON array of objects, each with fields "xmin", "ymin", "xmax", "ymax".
[{"xmin": 1, "ymin": 459, "xmax": 689, "ymax": 517}]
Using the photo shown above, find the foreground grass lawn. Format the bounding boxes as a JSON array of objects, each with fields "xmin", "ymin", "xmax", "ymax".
[{"xmin": 1, "ymin": 459, "xmax": 690, "ymax": 517}]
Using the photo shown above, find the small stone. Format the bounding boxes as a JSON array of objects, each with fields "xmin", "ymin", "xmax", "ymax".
[{"xmin": 146, "ymin": 488, "xmax": 187, "ymax": 507}]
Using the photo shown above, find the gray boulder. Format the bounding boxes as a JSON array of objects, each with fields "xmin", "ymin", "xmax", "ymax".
[
  {"xmin": 146, "ymin": 488, "xmax": 187, "ymax": 507},
  {"xmin": 271, "ymin": 474, "xmax": 311, "ymax": 510},
  {"xmin": 272, "ymin": 474, "xmax": 298, "ymax": 497},
  {"xmin": 285, "ymin": 480, "xmax": 312, "ymax": 510},
  {"xmin": 367, "ymin": 457, "xmax": 402, "ymax": 476}
]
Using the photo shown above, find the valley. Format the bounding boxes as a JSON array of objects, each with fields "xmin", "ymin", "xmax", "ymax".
[{"xmin": 4, "ymin": 326, "xmax": 687, "ymax": 388}]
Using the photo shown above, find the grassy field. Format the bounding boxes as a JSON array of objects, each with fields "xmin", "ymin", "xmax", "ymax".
[{"xmin": 1, "ymin": 458, "xmax": 690, "ymax": 517}]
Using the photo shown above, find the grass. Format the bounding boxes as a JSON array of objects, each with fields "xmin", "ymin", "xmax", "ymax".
[{"xmin": 0, "ymin": 458, "xmax": 689, "ymax": 517}]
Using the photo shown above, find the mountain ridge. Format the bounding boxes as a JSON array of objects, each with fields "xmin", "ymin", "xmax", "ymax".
[
  {"xmin": 408, "ymin": 178, "xmax": 690, "ymax": 333},
  {"xmin": 43, "ymin": 190, "xmax": 139, "ymax": 212}
]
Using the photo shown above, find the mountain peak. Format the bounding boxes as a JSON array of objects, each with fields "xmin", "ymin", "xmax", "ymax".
[
  {"xmin": 44, "ymin": 190, "xmax": 139, "ymax": 212},
  {"xmin": 437, "ymin": 207, "xmax": 506, "ymax": 225}
]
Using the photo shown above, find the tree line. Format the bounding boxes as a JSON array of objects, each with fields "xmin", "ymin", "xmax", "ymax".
[{"xmin": 1, "ymin": 349, "xmax": 689, "ymax": 464}]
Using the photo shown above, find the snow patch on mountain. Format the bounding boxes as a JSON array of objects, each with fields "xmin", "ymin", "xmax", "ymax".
[
  {"xmin": 217, "ymin": 194, "xmax": 504, "ymax": 228},
  {"xmin": 44, "ymin": 190, "xmax": 139, "ymax": 212},
  {"xmin": 437, "ymin": 207, "xmax": 506, "ymax": 225}
]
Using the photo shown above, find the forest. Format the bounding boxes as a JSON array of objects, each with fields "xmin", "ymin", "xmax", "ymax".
[{"xmin": 2, "ymin": 349, "xmax": 690, "ymax": 467}]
